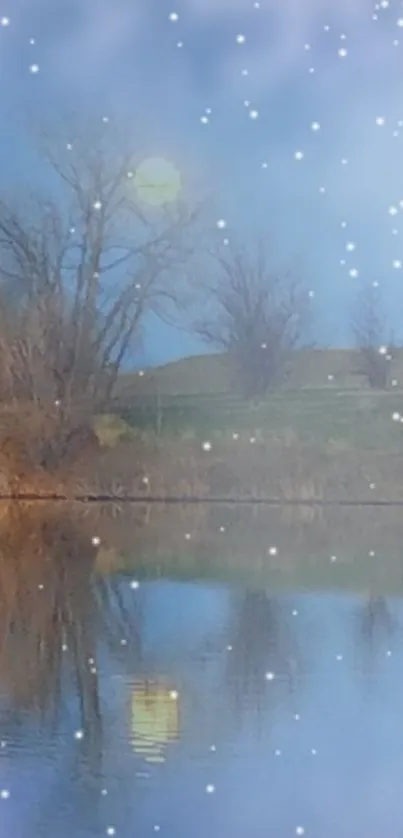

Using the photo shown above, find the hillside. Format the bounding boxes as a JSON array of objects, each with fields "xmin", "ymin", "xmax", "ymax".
[{"xmin": 116, "ymin": 348, "xmax": 403, "ymax": 398}]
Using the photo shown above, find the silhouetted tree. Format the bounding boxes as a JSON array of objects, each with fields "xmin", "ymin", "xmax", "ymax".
[
  {"xmin": 193, "ymin": 241, "xmax": 311, "ymax": 399},
  {"xmin": 352, "ymin": 284, "xmax": 391, "ymax": 389},
  {"xmin": 0, "ymin": 119, "xmax": 199, "ymax": 472}
]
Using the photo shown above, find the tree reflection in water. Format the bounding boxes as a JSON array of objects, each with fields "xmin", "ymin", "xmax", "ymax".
[
  {"xmin": 0, "ymin": 504, "xmax": 143, "ymax": 764},
  {"xmin": 355, "ymin": 595, "xmax": 400, "ymax": 676},
  {"xmin": 224, "ymin": 589, "xmax": 304, "ymax": 734}
]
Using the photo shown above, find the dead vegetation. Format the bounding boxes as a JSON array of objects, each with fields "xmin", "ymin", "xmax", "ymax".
[{"xmin": 70, "ymin": 431, "xmax": 403, "ymax": 502}]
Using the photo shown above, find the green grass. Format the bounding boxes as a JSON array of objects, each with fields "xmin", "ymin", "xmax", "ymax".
[
  {"xmin": 111, "ymin": 350, "xmax": 403, "ymax": 449},
  {"xmin": 110, "ymin": 389, "xmax": 403, "ymax": 449}
]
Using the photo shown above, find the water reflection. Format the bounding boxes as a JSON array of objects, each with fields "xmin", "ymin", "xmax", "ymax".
[
  {"xmin": 131, "ymin": 680, "xmax": 180, "ymax": 763},
  {"xmin": 224, "ymin": 591, "xmax": 304, "ymax": 733},
  {"xmin": 355, "ymin": 596, "xmax": 401, "ymax": 678},
  {"xmin": 0, "ymin": 508, "xmax": 99, "ymax": 737},
  {"xmin": 0, "ymin": 505, "xmax": 145, "ymax": 760},
  {"xmin": 0, "ymin": 504, "xmax": 403, "ymax": 836}
]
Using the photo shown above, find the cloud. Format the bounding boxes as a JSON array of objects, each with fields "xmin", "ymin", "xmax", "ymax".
[
  {"xmin": 185, "ymin": 0, "xmax": 374, "ymax": 26},
  {"xmin": 41, "ymin": 0, "xmax": 144, "ymax": 84},
  {"xmin": 183, "ymin": 0, "xmax": 393, "ymax": 95}
]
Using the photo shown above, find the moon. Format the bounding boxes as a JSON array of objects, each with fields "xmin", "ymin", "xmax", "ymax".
[{"xmin": 134, "ymin": 157, "xmax": 182, "ymax": 206}]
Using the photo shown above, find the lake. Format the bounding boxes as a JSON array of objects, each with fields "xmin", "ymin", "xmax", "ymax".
[{"xmin": 0, "ymin": 501, "xmax": 403, "ymax": 837}]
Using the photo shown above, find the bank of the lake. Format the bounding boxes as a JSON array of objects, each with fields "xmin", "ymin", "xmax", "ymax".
[{"xmin": 66, "ymin": 431, "xmax": 403, "ymax": 504}]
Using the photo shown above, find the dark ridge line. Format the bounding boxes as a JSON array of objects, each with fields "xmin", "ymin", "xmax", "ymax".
[{"xmin": 1, "ymin": 494, "xmax": 403, "ymax": 507}]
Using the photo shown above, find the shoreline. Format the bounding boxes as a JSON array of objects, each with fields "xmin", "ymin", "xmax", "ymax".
[{"xmin": 2, "ymin": 493, "xmax": 403, "ymax": 506}]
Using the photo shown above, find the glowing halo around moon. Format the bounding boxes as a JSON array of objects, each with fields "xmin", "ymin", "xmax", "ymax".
[{"xmin": 134, "ymin": 157, "xmax": 182, "ymax": 206}]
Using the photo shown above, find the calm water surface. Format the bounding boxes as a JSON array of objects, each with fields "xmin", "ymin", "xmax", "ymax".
[{"xmin": 0, "ymin": 504, "xmax": 403, "ymax": 837}]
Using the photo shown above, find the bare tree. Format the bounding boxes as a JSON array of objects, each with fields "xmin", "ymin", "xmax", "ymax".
[
  {"xmin": 0, "ymin": 122, "xmax": 199, "ymax": 473},
  {"xmin": 352, "ymin": 284, "xmax": 390, "ymax": 389},
  {"xmin": 193, "ymin": 241, "xmax": 311, "ymax": 398},
  {"xmin": 0, "ymin": 124, "xmax": 198, "ymax": 416}
]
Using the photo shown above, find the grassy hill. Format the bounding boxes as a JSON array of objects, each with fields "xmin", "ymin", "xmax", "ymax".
[
  {"xmin": 106, "ymin": 349, "xmax": 403, "ymax": 448},
  {"xmin": 116, "ymin": 348, "xmax": 403, "ymax": 398}
]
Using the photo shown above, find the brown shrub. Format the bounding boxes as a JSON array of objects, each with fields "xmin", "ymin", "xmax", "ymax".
[{"xmin": 0, "ymin": 404, "xmax": 100, "ymax": 493}]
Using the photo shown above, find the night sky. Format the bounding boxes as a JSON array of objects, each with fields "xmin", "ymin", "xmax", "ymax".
[{"xmin": 1, "ymin": 0, "xmax": 403, "ymax": 363}]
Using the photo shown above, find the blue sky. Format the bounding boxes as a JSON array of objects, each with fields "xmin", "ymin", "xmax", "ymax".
[{"xmin": 1, "ymin": 0, "xmax": 403, "ymax": 363}]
